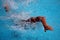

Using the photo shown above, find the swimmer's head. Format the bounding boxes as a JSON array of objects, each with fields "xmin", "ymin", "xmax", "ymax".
[{"xmin": 4, "ymin": 4, "xmax": 9, "ymax": 12}]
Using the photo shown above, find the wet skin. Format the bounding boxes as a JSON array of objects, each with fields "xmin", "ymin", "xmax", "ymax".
[
  {"xmin": 4, "ymin": 4, "xmax": 52, "ymax": 32},
  {"xmin": 25, "ymin": 16, "xmax": 53, "ymax": 32}
]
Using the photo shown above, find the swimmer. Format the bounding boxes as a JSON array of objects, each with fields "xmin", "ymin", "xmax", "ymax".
[{"xmin": 21, "ymin": 16, "xmax": 53, "ymax": 32}]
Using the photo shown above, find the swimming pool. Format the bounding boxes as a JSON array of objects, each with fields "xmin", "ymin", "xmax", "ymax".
[{"xmin": 0, "ymin": 0, "xmax": 60, "ymax": 40}]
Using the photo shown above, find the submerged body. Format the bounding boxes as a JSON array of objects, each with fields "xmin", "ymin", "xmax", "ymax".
[
  {"xmin": 4, "ymin": 4, "xmax": 52, "ymax": 32},
  {"xmin": 21, "ymin": 16, "xmax": 53, "ymax": 32}
]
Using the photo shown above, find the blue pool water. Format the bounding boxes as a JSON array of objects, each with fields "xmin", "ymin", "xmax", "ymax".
[{"xmin": 0, "ymin": 0, "xmax": 60, "ymax": 40}]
